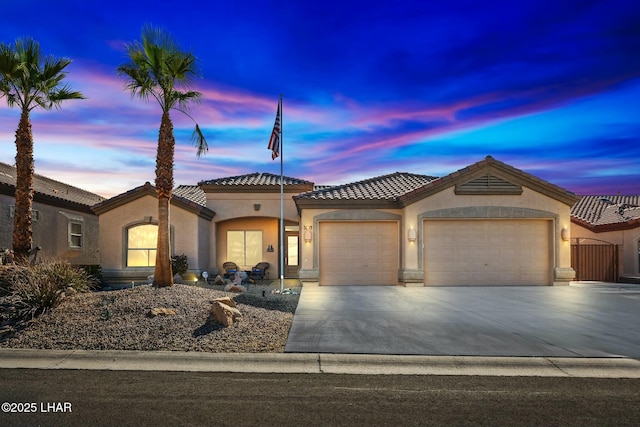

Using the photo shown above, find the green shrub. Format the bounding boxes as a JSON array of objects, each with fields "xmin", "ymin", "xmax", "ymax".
[{"xmin": 0, "ymin": 259, "xmax": 98, "ymax": 318}]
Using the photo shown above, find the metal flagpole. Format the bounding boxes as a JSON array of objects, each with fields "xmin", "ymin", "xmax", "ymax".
[{"xmin": 279, "ymin": 95, "xmax": 284, "ymax": 293}]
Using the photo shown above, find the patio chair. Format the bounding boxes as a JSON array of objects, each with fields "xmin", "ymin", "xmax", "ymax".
[
  {"xmin": 250, "ymin": 262, "xmax": 270, "ymax": 284},
  {"xmin": 222, "ymin": 261, "xmax": 238, "ymax": 279}
]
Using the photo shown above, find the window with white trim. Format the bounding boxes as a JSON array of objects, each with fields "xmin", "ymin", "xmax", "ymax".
[
  {"xmin": 69, "ymin": 222, "xmax": 83, "ymax": 248},
  {"xmin": 227, "ymin": 230, "xmax": 262, "ymax": 268}
]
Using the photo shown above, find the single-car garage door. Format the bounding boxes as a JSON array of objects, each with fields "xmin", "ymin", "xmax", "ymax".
[
  {"xmin": 320, "ymin": 221, "xmax": 399, "ymax": 285},
  {"xmin": 423, "ymin": 219, "xmax": 551, "ymax": 286}
]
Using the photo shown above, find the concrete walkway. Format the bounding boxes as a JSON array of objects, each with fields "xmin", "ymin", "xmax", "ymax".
[{"xmin": 284, "ymin": 282, "xmax": 640, "ymax": 358}]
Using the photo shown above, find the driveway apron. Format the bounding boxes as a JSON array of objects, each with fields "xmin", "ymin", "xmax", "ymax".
[{"xmin": 284, "ymin": 284, "xmax": 640, "ymax": 357}]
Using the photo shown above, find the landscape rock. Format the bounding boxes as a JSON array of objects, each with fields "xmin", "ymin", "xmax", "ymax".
[
  {"xmin": 210, "ymin": 296, "xmax": 237, "ymax": 308},
  {"xmin": 210, "ymin": 300, "xmax": 242, "ymax": 327},
  {"xmin": 224, "ymin": 283, "xmax": 246, "ymax": 293},
  {"xmin": 148, "ymin": 307, "xmax": 177, "ymax": 317}
]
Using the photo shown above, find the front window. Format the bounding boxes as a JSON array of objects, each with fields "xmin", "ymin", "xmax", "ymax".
[
  {"xmin": 69, "ymin": 222, "xmax": 82, "ymax": 248},
  {"xmin": 227, "ymin": 230, "xmax": 262, "ymax": 268},
  {"xmin": 127, "ymin": 224, "xmax": 158, "ymax": 267}
]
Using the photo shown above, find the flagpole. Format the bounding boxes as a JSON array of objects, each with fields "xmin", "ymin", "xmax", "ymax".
[{"xmin": 278, "ymin": 95, "xmax": 284, "ymax": 293}]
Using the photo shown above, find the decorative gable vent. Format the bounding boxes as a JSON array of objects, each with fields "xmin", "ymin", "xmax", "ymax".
[{"xmin": 455, "ymin": 173, "xmax": 522, "ymax": 195}]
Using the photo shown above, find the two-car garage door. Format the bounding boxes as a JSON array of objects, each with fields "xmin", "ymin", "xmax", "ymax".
[
  {"xmin": 317, "ymin": 219, "xmax": 552, "ymax": 286},
  {"xmin": 423, "ymin": 219, "xmax": 552, "ymax": 286},
  {"xmin": 319, "ymin": 221, "xmax": 398, "ymax": 286}
]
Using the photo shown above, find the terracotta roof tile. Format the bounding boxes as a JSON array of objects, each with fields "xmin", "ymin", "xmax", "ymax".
[
  {"xmin": 173, "ymin": 185, "xmax": 207, "ymax": 206},
  {"xmin": 199, "ymin": 172, "xmax": 313, "ymax": 187},
  {"xmin": 0, "ymin": 161, "xmax": 105, "ymax": 207},
  {"xmin": 571, "ymin": 195, "xmax": 640, "ymax": 226},
  {"xmin": 295, "ymin": 172, "xmax": 437, "ymax": 201}
]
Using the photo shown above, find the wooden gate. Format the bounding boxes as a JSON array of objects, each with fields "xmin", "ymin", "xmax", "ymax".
[{"xmin": 571, "ymin": 239, "xmax": 619, "ymax": 282}]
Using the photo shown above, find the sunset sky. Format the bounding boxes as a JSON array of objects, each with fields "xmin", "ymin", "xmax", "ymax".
[{"xmin": 1, "ymin": 0, "xmax": 639, "ymax": 198}]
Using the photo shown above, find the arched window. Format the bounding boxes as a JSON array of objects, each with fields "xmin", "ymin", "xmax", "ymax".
[{"xmin": 127, "ymin": 224, "xmax": 158, "ymax": 267}]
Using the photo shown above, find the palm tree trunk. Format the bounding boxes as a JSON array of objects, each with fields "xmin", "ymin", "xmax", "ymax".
[
  {"xmin": 153, "ymin": 111, "xmax": 175, "ymax": 287},
  {"xmin": 12, "ymin": 110, "xmax": 34, "ymax": 262}
]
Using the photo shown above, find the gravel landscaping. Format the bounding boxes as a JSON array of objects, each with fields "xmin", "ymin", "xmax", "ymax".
[{"xmin": 0, "ymin": 281, "xmax": 300, "ymax": 353}]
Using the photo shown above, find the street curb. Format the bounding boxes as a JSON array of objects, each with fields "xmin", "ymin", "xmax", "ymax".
[{"xmin": 0, "ymin": 349, "xmax": 639, "ymax": 378}]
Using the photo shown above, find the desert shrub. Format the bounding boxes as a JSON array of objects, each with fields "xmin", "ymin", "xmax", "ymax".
[
  {"xmin": 171, "ymin": 254, "xmax": 189, "ymax": 276},
  {"xmin": 0, "ymin": 259, "xmax": 97, "ymax": 318}
]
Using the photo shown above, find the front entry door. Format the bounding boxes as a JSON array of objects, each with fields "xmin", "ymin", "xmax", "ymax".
[{"xmin": 284, "ymin": 231, "xmax": 299, "ymax": 278}]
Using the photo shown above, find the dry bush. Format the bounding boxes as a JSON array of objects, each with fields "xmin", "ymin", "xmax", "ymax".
[{"xmin": 0, "ymin": 259, "xmax": 97, "ymax": 318}]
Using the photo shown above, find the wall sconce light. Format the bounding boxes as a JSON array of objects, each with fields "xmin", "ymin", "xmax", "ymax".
[
  {"xmin": 408, "ymin": 227, "xmax": 417, "ymax": 242},
  {"xmin": 561, "ymin": 227, "xmax": 570, "ymax": 242},
  {"xmin": 266, "ymin": 244, "xmax": 274, "ymax": 252},
  {"xmin": 253, "ymin": 203, "xmax": 261, "ymax": 211},
  {"xmin": 303, "ymin": 225, "xmax": 313, "ymax": 243}
]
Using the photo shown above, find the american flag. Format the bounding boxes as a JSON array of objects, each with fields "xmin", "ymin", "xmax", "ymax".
[{"xmin": 267, "ymin": 100, "xmax": 281, "ymax": 160}]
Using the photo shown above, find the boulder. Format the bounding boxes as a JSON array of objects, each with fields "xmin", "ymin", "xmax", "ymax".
[
  {"xmin": 210, "ymin": 296, "xmax": 237, "ymax": 308},
  {"xmin": 148, "ymin": 308, "xmax": 177, "ymax": 317},
  {"xmin": 224, "ymin": 283, "xmax": 246, "ymax": 293},
  {"xmin": 210, "ymin": 301, "xmax": 242, "ymax": 326}
]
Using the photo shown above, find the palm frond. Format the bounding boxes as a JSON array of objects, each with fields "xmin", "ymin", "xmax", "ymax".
[
  {"xmin": 191, "ymin": 123, "xmax": 209, "ymax": 158},
  {"xmin": 0, "ymin": 37, "xmax": 82, "ymax": 112}
]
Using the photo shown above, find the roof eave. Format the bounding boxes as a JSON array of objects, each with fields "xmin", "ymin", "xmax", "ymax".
[
  {"xmin": 571, "ymin": 216, "xmax": 640, "ymax": 232},
  {"xmin": 294, "ymin": 198, "xmax": 399, "ymax": 211}
]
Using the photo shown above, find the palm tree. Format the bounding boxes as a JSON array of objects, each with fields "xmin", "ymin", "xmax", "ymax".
[
  {"xmin": 0, "ymin": 38, "xmax": 84, "ymax": 261},
  {"xmin": 118, "ymin": 25, "xmax": 208, "ymax": 287}
]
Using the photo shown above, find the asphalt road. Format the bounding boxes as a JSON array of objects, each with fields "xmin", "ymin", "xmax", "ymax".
[{"xmin": 1, "ymin": 369, "xmax": 639, "ymax": 426}]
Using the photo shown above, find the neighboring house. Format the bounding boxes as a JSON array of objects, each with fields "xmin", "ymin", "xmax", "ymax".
[
  {"xmin": 570, "ymin": 195, "xmax": 640, "ymax": 282},
  {"xmin": 93, "ymin": 156, "xmax": 580, "ymax": 287},
  {"xmin": 0, "ymin": 161, "xmax": 104, "ymax": 265}
]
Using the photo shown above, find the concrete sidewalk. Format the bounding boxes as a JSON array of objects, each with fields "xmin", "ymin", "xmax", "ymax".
[{"xmin": 0, "ymin": 348, "xmax": 639, "ymax": 378}]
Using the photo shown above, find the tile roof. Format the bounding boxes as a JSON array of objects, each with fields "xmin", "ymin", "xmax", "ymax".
[
  {"xmin": 0, "ymin": 161, "xmax": 105, "ymax": 208},
  {"xmin": 92, "ymin": 182, "xmax": 214, "ymax": 220},
  {"xmin": 199, "ymin": 172, "xmax": 313, "ymax": 187},
  {"xmin": 571, "ymin": 195, "xmax": 640, "ymax": 227},
  {"xmin": 294, "ymin": 172, "xmax": 437, "ymax": 201},
  {"xmin": 173, "ymin": 185, "xmax": 207, "ymax": 207}
]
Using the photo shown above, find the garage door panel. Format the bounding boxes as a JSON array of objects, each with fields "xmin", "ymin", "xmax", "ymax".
[
  {"xmin": 424, "ymin": 220, "xmax": 551, "ymax": 286},
  {"xmin": 320, "ymin": 222, "xmax": 398, "ymax": 286}
]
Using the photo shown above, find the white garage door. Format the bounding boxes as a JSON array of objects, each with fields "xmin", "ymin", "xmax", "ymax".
[
  {"xmin": 319, "ymin": 221, "xmax": 399, "ymax": 286},
  {"xmin": 423, "ymin": 219, "xmax": 551, "ymax": 286}
]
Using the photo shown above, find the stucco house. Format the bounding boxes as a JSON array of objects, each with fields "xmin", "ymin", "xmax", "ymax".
[
  {"xmin": 0, "ymin": 161, "xmax": 104, "ymax": 265},
  {"xmin": 570, "ymin": 195, "xmax": 640, "ymax": 282},
  {"xmin": 93, "ymin": 156, "xmax": 584, "ymax": 287}
]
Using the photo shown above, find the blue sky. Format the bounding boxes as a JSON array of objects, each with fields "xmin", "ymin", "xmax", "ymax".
[{"xmin": 1, "ymin": 0, "xmax": 639, "ymax": 197}]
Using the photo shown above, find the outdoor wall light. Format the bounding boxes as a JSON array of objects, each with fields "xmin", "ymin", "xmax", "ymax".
[
  {"xmin": 253, "ymin": 203, "xmax": 261, "ymax": 211},
  {"xmin": 266, "ymin": 244, "xmax": 274, "ymax": 252},
  {"xmin": 408, "ymin": 227, "xmax": 417, "ymax": 242},
  {"xmin": 561, "ymin": 227, "xmax": 570, "ymax": 242},
  {"xmin": 303, "ymin": 226, "xmax": 313, "ymax": 243}
]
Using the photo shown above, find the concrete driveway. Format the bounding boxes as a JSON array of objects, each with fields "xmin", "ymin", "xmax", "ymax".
[{"xmin": 284, "ymin": 283, "xmax": 640, "ymax": 357}]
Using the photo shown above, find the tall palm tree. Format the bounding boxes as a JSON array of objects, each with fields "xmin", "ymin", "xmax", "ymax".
[
  {"xmin": 118, "ymin": 25, "xmax": 208, "ymax": 287},
  {"xmin": 0, "ymin": 38, "xmax": 84, "ymax": 261}
]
